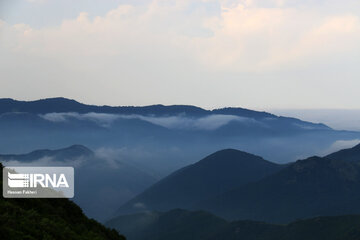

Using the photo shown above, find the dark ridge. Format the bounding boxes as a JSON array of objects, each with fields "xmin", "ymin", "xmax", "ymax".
[
  {"xmin": 196, "ymin": 154, "xmax": 360, "ymax": 223},
  {"xmin": 0, "ymin": 97, "xmax": 275, "ymax": 118},
  {"xmin": 116, "ymin": 148, "xmax": 283, "ymax": 215}
]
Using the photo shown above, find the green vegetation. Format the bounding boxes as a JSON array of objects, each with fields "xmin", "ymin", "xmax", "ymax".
[{"xmin": 0, "ymin": 163, "xmax": 126, "ymax": 240}]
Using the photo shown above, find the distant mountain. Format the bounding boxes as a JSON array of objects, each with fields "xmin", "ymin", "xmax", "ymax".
[
  {"xmin": 106, "ymin": 208, "xmax": 360, "ymax": 240},
  {"xmin": 0, "ymin": 144, "xmax": 93, "ymax": 162},
  {"xmin": 116, "ymin": 149, "xmax": 283, "ymax": 215},
  {"xmin": 326, "ymin": 143, "xmax": 360, "ymax": 162},
  {"xmin": 0, "ymin": 97, "xmax": 275, "ymax": 118},
  {"xmin": 0, "ymin": 98, "xmax": 333, "ymax": 131},
  {"xmin": 0, "ymin": 163, "xmax": 126, "ymax": 240},
  {"xmin": 2, "ymin": 97, "xmax": 355, "ymax": 167},
  {"xmin": 197, "ymin": 154, "xmax": 360, "ymax": 223}
]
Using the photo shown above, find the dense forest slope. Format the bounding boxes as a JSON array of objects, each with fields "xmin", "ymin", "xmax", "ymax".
[{"xmin": 0, "ymin": 163, "xmax": 126, "ymax": 240}]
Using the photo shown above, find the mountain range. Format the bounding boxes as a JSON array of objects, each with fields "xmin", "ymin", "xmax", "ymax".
[
  {"xmin": 115, "ymin": 144, "xmax": 360, "ymax": 224},
  {"xmin": 0, "ymin": 98, "xmax": 322, "ymax": 121},
  {"xmin": 1, "ymin": 98, "xmax": 360, "ymax": 224},
  {"xmin": 197, "ymin": 154, "xmax": 360, "ymax": 223},
  {"xmin": 2, "ymin": 98, "xmax": 360, "ymax": 239},
  {"xmin": 0, "ymin": 97, "xmax": 356, "ymax": 167},
  {"xmin": 116, "ymin": 149, "xmax": 284, "ymax": 215}
]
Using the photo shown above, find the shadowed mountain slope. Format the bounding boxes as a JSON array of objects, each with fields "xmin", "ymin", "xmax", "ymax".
[
  {"xmin": 116, "ymin": 149, "xmax": 283, "ymax": 215},
  {"xmin": 197, "ymin": 155, "xmax": 360, "ymax": 223}
]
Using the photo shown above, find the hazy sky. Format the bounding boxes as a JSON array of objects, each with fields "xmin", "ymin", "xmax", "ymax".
[{"xmin": 1, "ymin": 0, "xmax": 360, "ymax": 109}]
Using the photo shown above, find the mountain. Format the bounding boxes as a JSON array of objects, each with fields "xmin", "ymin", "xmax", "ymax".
[
  {"xmin": 326, "ymin": 143, "xmax": 360, "ymax": 162},
  {"xmin": 116, "ymin": 149, "xmax": 283, "ymax": 215},
  {"xmin": 106, "ymin": 208, "xmax": 360, "ymax": 240},
  {"xmin": 0, "ymin": 98, "xmax": 332, "ymax": 134},
  {"xmin": 1, "ymin": 97, "xmax": 357, "ymax": 168},
  {"xmin": 196, "ymin": 155, "xmax": 360, "ymax": 223},
  {"xmin": 0, "ymin": 98, "xmax": 275, "ymax": 118},
  {"xmin": 0, "ymin": 145, "xmax": 158, "ymax": 222},
  {"xmin": 0, "ymin": 163, "xmax": 126, "ymax": 240},
  {"xmin": 0, "ymin": 144, "xmax": 93, "ymax": 162}
]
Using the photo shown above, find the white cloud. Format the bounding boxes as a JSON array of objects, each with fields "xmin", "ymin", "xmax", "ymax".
[
  {"xmin": 1, "ymin": 0, "xmax": 360, "ymax": 108},
  {"xmin": 41, "ymin": 112, "xmax": 120, "ymax": 127},
  {"xmin": 323, "ymin": 139, "xmax": 360, "ymax": 155},
  {"xmin": 2, "ymin": 156, "xmax": 86, "ymax": 168},
  {"xmin": 2, "ymin": 1, "xmax": 359, "ymax": 70},
  {"xmin": 40, "ymin": 112, "xmax": 258, "ymax": 130},
  {"xmin": 133, "ymin": 202, "xmax": 146, "ymax": 209}
]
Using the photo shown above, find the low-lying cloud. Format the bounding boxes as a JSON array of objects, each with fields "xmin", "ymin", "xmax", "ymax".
[
  {"xmin": 322, "ymin": 139, "xmax": 360, "ymax": 156},
  {"xmin": 2, "ymin": 156, "xmax": 86, "ymax": 168},
  {"xmin": 40, "ymin": 112, "xmax": 258, "ymax": 130}
]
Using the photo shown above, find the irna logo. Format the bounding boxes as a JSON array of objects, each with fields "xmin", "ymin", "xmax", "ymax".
[
  {"xmin": 3, "ymin": 167, "xmax": 74, "ymax": 198},
  {"xmin": 8, "ymin": 172, "xmax": 69, "ymax": 188}
]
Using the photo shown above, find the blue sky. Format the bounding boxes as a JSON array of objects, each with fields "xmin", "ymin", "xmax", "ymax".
[{"xmin": 0, "ymin": 0, "xmax": 359, "ymax": 109}]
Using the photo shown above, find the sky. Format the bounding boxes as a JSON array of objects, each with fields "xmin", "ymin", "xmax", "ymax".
[
  {"xmin": 271, "ymin": 109, "xmax": 360, "ymax": 131},
  {"xmin": 0, "ymin": 0, "xmax": 360, "ymax": 110}
]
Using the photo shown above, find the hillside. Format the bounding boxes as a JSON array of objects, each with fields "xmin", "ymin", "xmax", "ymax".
[
  {"xmin": 197, "ymin": 150, "xmax": 360, "ymax": 223},
  {"xmin": 0, "ymin": 163, "xmax": 126, "ymax": 240},
  {"xmin": 116, "ymin": 149, "xmax": 283, "ymax": 215}
]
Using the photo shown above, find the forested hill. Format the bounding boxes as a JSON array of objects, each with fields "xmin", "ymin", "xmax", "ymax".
[{"xmin": 0, "ymin": 163, "xmax": 126, "ymax": 240}]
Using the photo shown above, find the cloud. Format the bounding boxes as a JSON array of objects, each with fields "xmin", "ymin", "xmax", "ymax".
[
  {"xmin": 94, "ymin": 147, "xmax": 128, "ymax": 169},
  {"xmin": 2, "ymin": 156, "xmax": 85, "ymax": 168},
  {"xmin": 125, "ymin": 114, "xmax": 253, "ymax": 130},
  {"xmin": 1, "ymin": 0, "xmax": 360, "ymax": 108},
  {"xmin": 133, "ymin": 202, "xmax": 146, "ymax": 209},
  {"xmin": 40, "ymin": 112, "xmax": 120, "ymax": 127},
  {"xmin": 323, "ymin": 139, "xmax": 360, "ymax": 155},
  {"xmin": 2, "ymin": 1, "xmax": 360, "ymax": 71},
  {"xmin": 40, "ymin": 112, "xmax": 257, "ymax": 130}
]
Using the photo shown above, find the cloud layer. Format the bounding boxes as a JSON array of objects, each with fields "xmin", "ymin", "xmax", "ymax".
[
  {"xmin": 40, "ymin": 112, "xmax": 255, "ymax": 130},
  {"xmin": 1, "ymin": 0, "xmax": 360, "ymax": 108},
  {"xmin": 322, "ymin": 139, "xmax": 360, "ymax": 155}
]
